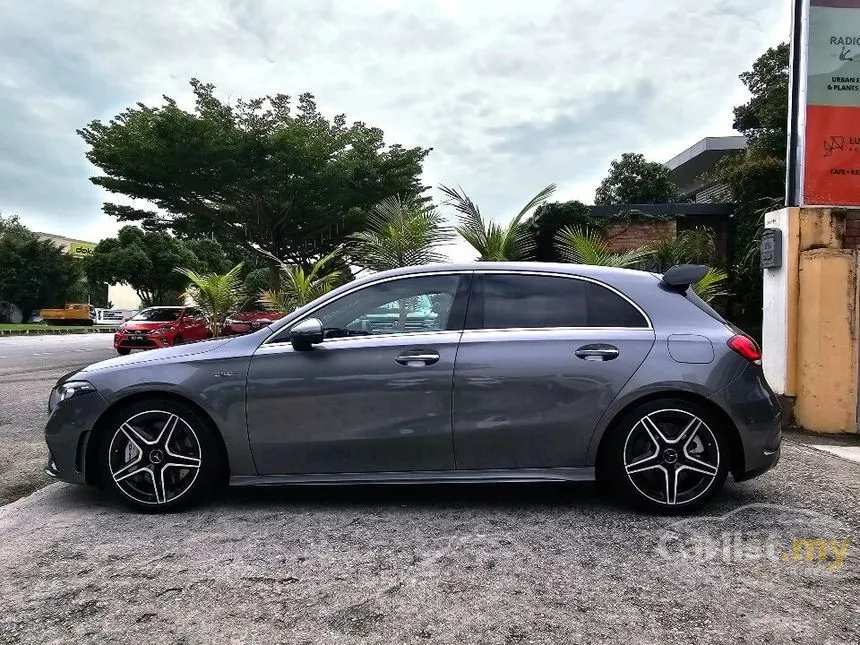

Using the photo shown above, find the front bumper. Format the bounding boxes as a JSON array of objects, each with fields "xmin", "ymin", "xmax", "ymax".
[
  {"xmin": 114, "ymin": 333, "xmax": 173, "ymax": 350},
  {"xmin": 709, "ymin": 363, "xmax": 782, "ymax": 480},
  {"xmin": 44, "ymin": 390, "xmax": 111, "ymax": 484}
]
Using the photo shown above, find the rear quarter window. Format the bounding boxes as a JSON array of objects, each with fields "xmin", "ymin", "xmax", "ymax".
[{"xmin": 586, "ymin": 282, "xmax": 649, "ymax": 328}]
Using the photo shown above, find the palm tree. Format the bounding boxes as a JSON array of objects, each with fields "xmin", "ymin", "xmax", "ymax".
[
  {"xmin": 554, "ymin": 226, "xmax": 655, "ymax": 268},
  {"xmin": 260, "ymin": 247, "xmax": 343, "ymax": 312},
  {"xmin": 440, "ymin": 184, "xmax": 556, "ymax": 261},
  {"xmin": 175, "ymin": 263, "xmax": 246, "ymax": 337},
  {"xmin": 348, "ymin": 195, "xmax": 454, "ymax": 271},
  {"xmin": 650, "ymin": 227, "xmax": 718, "ymax": 269},
  {"xmin": 691, "ymin": 267, "xmax": 730, "ymax": 302},
  {"xmin": 555, "ymin": 227, "xmax": 729, "ymax": 303}
]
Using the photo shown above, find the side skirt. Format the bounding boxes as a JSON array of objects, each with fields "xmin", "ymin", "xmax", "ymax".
[{"xmin": 229, "ymin": 467, "xmax": 596, "ymax": 487}]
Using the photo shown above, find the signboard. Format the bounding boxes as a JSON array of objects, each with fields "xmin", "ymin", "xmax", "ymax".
[
  {"xmin": 791, "ymin": 0, "xmax": 860, "ymax": 205},
  {"xmin": 68, "ymin": 241, "xmax": 95, "ymax": 258}
]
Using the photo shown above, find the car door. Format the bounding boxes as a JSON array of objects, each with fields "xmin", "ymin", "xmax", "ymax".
[
  {"xmin": 452, "ymin": 271, "xmax": 655, "ymax": 470},
  {"xmin": 180, "ymin": 307, "xmax": 208, "ymax": 341},
  {"xmin": 246, "ymin": 272, "xmax": 471, "ymax": 475}
]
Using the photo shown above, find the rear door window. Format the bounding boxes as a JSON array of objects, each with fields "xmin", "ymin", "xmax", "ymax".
[
  {"xmin": 473, "ymin": 274, "xmax": 648, "ymax": 329},
  {"xmin": 477, "ymin": 274, "xmax": 587, "ymax": 329}
]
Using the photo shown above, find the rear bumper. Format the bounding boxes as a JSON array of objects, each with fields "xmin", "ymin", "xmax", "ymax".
[{"xmin": 709, "ymin": 363, "xmax": 782, "ymax": 480}]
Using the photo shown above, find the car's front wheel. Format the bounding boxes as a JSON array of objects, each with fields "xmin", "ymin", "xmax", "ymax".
[
  {"xmin": 116, "ymin": 348, "xmax": 131, "ymax": 356},
  {"xmin": 601, "ymin": 398, "xmax": 729, "ymax": 514},
  {"xmin": 99, "ymin": 400, "xmax": 225, "ymax": 512}
]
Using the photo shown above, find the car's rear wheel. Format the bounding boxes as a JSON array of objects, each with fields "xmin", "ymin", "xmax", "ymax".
[
  {"xmin": 601, "ymin": 398, "xmax": 729, "ymax": 514},
  {"xmin": 116, "ymin": 348, "xmax": 131, "ymax": 356},
  {"xmin": 99, "ymin": 400, "xmax": 224, "ymax": 513}
]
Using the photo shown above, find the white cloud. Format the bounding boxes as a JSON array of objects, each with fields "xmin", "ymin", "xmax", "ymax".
[{"xmin": 0, "ymin": 0, "xmax": 789, "ymax": 250}]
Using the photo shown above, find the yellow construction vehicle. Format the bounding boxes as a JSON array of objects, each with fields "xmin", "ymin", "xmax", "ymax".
[{"xmin": 39, "ymin": 303, "xmax": 96, "ymax": 326}]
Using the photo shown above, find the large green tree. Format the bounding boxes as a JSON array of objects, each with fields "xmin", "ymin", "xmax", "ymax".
[
  {"xmin": 716, "ymin": 43, "xmax": 789, "ymax": 333},
  {"xmin": 84, "ymin": 226, "xmax": 200, "ymax": 307},
  {"xmin": 594, "ymin": 152, "xmax": 680, "ymax": 205},
  {"xmin": 732, "ymin": 43, "xmax": 790, "ymax": 159},
  {"xmin": 0, "ymin": 215, "xmax": 83, "ymax": 319},
  {"xmin": 78, "ymin": 80, "xmax": 430, "ymax": 267},
  {"xmin": 525, "ymin": 200, "xmax": 591, "ymax": 261}
]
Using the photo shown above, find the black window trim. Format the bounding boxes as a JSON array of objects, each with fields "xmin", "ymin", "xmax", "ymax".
[{"xmin": 466, "ymin": 270, "xmax": 653, "ymax": 332}]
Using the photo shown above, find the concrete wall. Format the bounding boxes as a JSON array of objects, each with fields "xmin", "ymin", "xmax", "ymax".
[{"xmin": 762, "ymin": 208, "xmax": 795, "ymax": 396}]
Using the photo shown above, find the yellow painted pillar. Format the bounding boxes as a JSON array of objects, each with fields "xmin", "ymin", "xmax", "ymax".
[
  {"xmin": 794, "ymin": 249, "xmax": 859, "ymax": 432},
  {"xmin": 762, "ymin": 207, "xmax": 860, "ymax": 433}
]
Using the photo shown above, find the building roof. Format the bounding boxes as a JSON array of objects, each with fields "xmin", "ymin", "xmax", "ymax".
[
  {"xmin": 665, "ymin": 136, "xmax": 747, "ymax": 197},
  {"xmin": 33, "ymin": 231, "xmax": 95, "ymax": 247}
]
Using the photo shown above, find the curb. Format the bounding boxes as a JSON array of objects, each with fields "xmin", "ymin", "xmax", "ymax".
[{"xmin": 0, "ymin": 327, "xmax": 118, "ymax": 337}]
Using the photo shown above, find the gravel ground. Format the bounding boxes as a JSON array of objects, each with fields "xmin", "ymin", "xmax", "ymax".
[{"xmin": 0, "ymin": 441, "xmax": 859, "ymax": 645}]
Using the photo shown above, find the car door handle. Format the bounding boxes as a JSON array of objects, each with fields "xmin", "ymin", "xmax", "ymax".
[
  {"xmin": 395, "ymin": 351, "xmax": 440, "ymax": 366},
  {"xmin": 575, "ymin": 344, "xmax": 619, "ymax": 361}
]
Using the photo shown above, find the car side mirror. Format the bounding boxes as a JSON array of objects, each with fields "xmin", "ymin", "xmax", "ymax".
[{"xmin": 290, "ymin": 318, "xmax": 324, "ymax": 350}]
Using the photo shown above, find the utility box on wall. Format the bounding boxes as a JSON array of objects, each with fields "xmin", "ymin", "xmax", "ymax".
[{"xmin": 761, "ymin": 228, "xmax": 783, "ymax": 269}]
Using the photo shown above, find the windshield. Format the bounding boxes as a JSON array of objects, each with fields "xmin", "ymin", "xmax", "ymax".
[{"xmin": 130, "ymin": 308, "xmax": 182, "ymax": 322}]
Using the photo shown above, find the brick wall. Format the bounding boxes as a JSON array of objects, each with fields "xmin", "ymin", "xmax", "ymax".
[
  {"xmin": 844, "ymin": 213, "xmax": 860, "ymax": 250},
  {"xmin": 602, "ymin": 220, "xmax": 677, "ymax": 252}
]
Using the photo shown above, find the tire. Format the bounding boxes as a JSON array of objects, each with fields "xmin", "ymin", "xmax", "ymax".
[
  {"xmin": 600, "ymin": 398, "xmax": 729, "ymax": 514},
  {"xmin": 99, "ymin": 399, "xmax": 226, "ymax": 513},
  {"xmin": 116, "ymin": 348, "xmax": 131, "ymax": 356},
  {"xmin": 173, "ymin": 335, "xmax": 184, "ymax": 346}
]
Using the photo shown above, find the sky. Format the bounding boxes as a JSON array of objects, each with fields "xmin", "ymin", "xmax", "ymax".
[{"xmin": 1, "ymin": 0, "xmax": 789, "ymax": 261}]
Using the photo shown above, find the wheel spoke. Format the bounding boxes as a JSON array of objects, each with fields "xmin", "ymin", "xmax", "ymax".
[
  {"xmin": 120, "ymin": 423, "xmax": 154, "ymax": 450},
  {"xmin": 679, "ymin": 454, "xmax": 718, "ymax": 477},
  {"xmin": 164, "ymin": 452, "xmax": 201, "ymax": 470},
  {"xmin": 156, "ymin": 414, "xmax": 179, "ymax": 445},
  {"xmin": 664, "ymin": 465, "xmax": 680, "ymax": 505},
  {"xmin": 676, "ymin": 417, "xmax": 702, "ymax": 446},
  {"xmin": 114, "ymin": 464, "xmax": 149, "ymax": 483},
  {"xmin": 639, "ymin": 415, "xmax": 669, "ymax": 445},
  {"xmin": 146, "ymin": 467, "xmax": 167, "ymax": 504},
  {"xmin": 625, "ymin": 451, "xmax": 662, "ymax": 475}
]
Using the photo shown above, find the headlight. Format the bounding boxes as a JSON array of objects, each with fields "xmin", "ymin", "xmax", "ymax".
[
  {"xmin": 151, "ymin": 326, "xmax": 172, "ymax": 334},
  {"xmin": 48, "ymin": 381, "xmax": 95, "ymax": 412}
]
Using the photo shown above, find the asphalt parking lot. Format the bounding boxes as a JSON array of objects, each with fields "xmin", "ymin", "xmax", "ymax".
[
  {"xmin": 0, "ymin": 334, "xmax": 116, "ymax": 505},
  {"xmin": 1, "ymin": 334, "xmax": 859, "ymax": 644}
]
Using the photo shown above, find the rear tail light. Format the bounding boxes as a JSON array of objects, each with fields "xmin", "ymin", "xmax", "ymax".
[{"xmin": 727, "ymin": 334, "xmax": 762, "ymax": 364}]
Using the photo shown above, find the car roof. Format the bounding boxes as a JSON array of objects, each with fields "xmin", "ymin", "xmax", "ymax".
[{"xmin": 347, "ymin": 262, "xmax": 658, "ymax": 287}]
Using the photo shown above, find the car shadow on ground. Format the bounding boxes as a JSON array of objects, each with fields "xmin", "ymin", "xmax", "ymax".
[{"xmin": 39, "ymin": 476, "xmax": 774, "ymax": 519}]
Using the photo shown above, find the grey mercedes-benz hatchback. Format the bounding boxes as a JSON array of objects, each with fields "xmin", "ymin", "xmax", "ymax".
[{"xmin": 45, "ymin": 262, "xmax": 781, "ymax": 514}]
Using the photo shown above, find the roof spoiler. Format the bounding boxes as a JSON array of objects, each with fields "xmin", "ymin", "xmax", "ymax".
[{"xmin": 661, "ymin": 264, "xmax": 709, "ymax": 292}]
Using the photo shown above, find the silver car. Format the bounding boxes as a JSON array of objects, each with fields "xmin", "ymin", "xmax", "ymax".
[{"xmin": 45, "ymin": 262, "xmax": 781, "ymax": 514}]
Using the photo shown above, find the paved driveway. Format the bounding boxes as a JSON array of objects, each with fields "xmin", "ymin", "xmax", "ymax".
[{"xmin": 1, "ymin": 441, "xmax": 859, "ymax": 645}]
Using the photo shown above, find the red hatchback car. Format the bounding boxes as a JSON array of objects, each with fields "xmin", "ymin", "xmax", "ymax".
[{"xmin": 114, "ymin": 306, "xmax": 209, "ymax": 355}]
